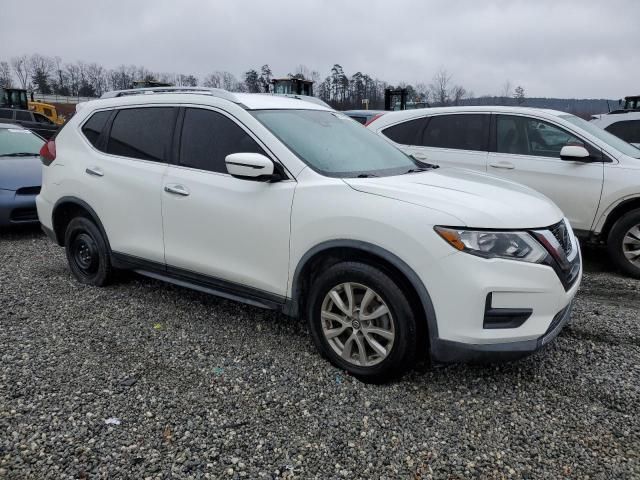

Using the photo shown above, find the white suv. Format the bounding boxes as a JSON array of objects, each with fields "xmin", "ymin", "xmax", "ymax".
[
  {"xmin": 36, "ymin": 88, "xmax": 581, "ymax": 381},
  {"xmin": 368, "ymin": 106, "xmax": 640, "ymax": 278}
]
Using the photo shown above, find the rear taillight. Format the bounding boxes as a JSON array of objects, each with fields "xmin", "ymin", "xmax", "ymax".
[
  {"xmin": 364, "ymin": 113, "xmax": 385, "ymax": 127},
  {"xmin": 40, "ymin": 140, "xmax": 56, "ymax": 166}
]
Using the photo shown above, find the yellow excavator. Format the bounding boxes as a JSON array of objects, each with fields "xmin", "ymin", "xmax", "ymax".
[
  {"xmin": 28, "ymin": 101, "xmax": 65, "ymax": 125},
  {"xmin": 0, "ymin": 87, "xmax": 66, "ymax": 125}
]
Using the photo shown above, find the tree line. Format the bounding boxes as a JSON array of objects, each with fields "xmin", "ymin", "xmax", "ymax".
[{"xmin": 0, "ymin": 53, "xmax": 529, "ymax": 110}]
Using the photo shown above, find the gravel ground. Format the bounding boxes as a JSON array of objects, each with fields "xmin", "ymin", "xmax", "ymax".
[{"xmin": 0, "ymin": 228, "xmax": 638, "ymax": 479}]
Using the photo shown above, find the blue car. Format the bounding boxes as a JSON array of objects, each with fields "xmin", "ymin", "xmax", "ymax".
[{"xmin": 0, "ymin": 123, "xmax": 44, "ymax": 227}]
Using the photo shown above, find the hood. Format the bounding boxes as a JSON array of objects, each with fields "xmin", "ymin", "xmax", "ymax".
[
  {"xmin": 0, "ymin": 156, "xmax": 42, "ymax": 191},
  {"xmin": 344, "ymin": 167, "xmax": 563, "ymax": 229}
]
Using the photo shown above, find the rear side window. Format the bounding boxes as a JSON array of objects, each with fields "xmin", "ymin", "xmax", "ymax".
[
  {"xmin": 81, "ymin": 110, "xmax": 111, "ymax": 149},
  {"xmin": 382, "ymin": 117, "xmax": 426, "ymax": 145},
  {"xmin": 107, "ymin": 107, "xmax": 176, "ymax": 162},
  {"xmin": 349, "ymin": 116, "xmax": 367, "ymax": 125},
  {"xmin": 15, "ymin": 111, "xmax": 32, "ymax": 122},
  {"xmin": 179, "ymin": 108, "xmax": 266, "ymax": 173},
  {"xmin": 34, "ymin": 113, "xmax": 53, "ymax": 124},
  {"xmin": 422, "ymin": 114, "xmax": 489, "ymax": 151},
  {"xmin": 0, "ymin": 109, "xmax": 12, "ymax": 119},
  {"xmin": 605, "ymin": 120, "xmax": 640, "ymax": 144}
]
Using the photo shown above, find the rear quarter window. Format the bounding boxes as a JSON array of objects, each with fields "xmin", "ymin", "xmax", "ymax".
[
  {"xmin": 81, "ymin": 110, "xmax": 111, "ymax": 149},
  {"xmin": 381, "ymin": 117, "xmax": 427, "ymax": 145}
]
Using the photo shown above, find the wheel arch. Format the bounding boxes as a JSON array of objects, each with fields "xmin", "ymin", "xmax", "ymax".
[
  {"xmin": 599, "ymin": 196, "xmax": 640, "ymax": 241},
  {"xmin": 52, "ymin": 196, "xmax": 111, "ymax": 251},
  {"xmin": 286, "ymin": 240, "xmax": 438, "ymax": 350}
]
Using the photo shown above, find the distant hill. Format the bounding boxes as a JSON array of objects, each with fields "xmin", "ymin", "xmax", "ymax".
[{"xmin": 459, "ymin": 97, "xmax": 617, "ymax": 118}]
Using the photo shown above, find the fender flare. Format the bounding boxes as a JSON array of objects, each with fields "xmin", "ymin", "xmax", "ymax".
[
  {"xmin": 52, "ymin": 196, "xmax": 111, "ymax": 251},
  {"xmin": 287, "ymin": 239, "xmax": 439, "ymax": 341}
]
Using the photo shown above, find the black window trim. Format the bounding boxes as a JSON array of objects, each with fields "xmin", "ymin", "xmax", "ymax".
[
  {"xmin": 489, "ymin": 112, "xmax": 611, "ymax": 163},
  {"xmin": 172, "ymin": 104, "xmax": 293, "ymax": 181}
]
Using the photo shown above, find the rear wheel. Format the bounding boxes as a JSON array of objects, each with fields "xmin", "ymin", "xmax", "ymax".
[
  {"xmin": 307, "ymin": 262, "xmax": 418, "ymax": 382},
  {"xmin": 64, "ymin": 217, "xmax": 113, "ymax": 286},
  {"xmin": 607, "ymin": 209, "xmax": 640, "ymax": 279}
]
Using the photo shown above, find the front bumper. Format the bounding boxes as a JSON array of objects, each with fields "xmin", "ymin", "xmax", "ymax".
[
  {"xmin": 0, "ymin": 189, "xmax": 39, "ymax": 227},
  {"xmin": 431, "ymin": 300, "xmax": 573, "ymax": 363}
]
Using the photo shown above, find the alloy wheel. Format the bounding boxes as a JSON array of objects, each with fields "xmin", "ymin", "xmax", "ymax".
[
  {"xmin": 320, "ymin": 282, "xmax": 395, "ymax": 367},
  {"xmin": 623, "ymin": 224, "xmax": 640, "ymax": 267}
]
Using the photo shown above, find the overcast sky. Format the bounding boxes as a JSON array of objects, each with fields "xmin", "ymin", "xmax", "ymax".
[{"xmin": 2, "ymin": 0, "xmax": 638, "ymax": 98}]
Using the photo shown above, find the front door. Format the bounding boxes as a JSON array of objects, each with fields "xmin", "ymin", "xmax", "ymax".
[
  {"xmin": 487, "ymin": 114, "xmax": 604, "ymax": 230},
  {"xmin": 161, "ymin": 107, "xmax": 295, "ymax": 297}
]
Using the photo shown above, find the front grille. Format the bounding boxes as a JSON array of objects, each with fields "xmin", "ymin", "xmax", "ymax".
[
  {"xmin": 10, "ymin": 207, "xmax": 38, "ymax": 222},
  {"xmin": 549, "ymin": 220, "xmax": 573, "ymax": 257},
  {"xmin": 15, "ymin": 186, "xmax": 41, "ymax": 196}
]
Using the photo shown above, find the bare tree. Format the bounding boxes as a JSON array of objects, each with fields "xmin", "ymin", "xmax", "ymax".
[
  {"xmin": 501, "ymin": 80, "xmax": 513, "ymax": 98},
  {"xmin": 0, "ymin": 61, "xmax": 12, "ymax": 87},
  {"xmin": 10, "ymin": 55, "xmax": 29, "ymax": 89},
  {"xmin": 430, "ymin": 68, "xmax": 452, "ymax": 106},
  {"xmin": 451, "ymin": 85, "xmax": 467, "ymax": 106},
  {"xmin": 203, "ymin": 72, "xmax": 222, "ymax": 88},
  {"xmin": 414, "ymin": 82, "xmax": 430, "ymax": 104}
]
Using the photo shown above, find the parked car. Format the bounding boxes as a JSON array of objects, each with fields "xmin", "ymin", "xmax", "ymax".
[
  {"xmin": 0, "ymin": 123, "xmax": 44, "ymax": 226},
  {"xmin": 343, "ymin": 109, "xmax": 386, "ymax": 125},
  {"xmin": 591, "ymin": 111, "xmax": 640, "ymax": 148},
  {"xmin": 37, "ymin": 88, "xmax": 581, "ymax": 380},
  {"xmin": 368, "ymin": 106, "xmax": 640, "ymax": 278},
  {"xmin": 0, "ymin": 107, "xmax": 59, "ymax": 139}
]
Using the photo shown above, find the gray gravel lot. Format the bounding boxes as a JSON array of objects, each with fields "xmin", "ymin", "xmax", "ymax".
[{"xmin": 1, "ymin": 228, "xmax": 639, "ymax": 479}]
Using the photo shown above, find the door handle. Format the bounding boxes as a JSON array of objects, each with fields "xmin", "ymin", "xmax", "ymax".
[
  {"xmin": 164, "ymin": 184, "xmax": 190, "ymax": 196},
  {"xmin": 488, "ymin": 161, "xmax": 515, "ymax": 170},
  {"xmin": 85, "ymin": 167, "xmax": 104, "ymax": 177}
]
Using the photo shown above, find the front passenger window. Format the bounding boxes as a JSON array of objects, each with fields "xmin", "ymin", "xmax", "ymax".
[
  {"xmin": 496, "ymin": 115, "xmax": 585, "ymax": 158},
  {"xmin": 179, "ymin": 108, "xmax": 266, "ymax": 173}
]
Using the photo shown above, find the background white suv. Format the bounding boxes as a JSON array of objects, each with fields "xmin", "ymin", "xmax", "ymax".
[
  {"xmin": 369, "ymin": 106, "xmax": 640, "ymax": 278},
  {"xmin": 37, "ymin": 88, "xmax": 581, "ymax": 381}
]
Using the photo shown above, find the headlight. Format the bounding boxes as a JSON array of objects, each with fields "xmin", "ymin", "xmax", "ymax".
[{"xmin": 434, "ymin": 227, "xmax": 547, "ymax": 263}]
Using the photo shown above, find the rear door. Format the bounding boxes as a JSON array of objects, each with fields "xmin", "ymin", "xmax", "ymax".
[
  {"xmin": 382, "ymin": 113, "xmax": 490, "ymax": 171},
  {"xmin": 487, "ymin": 114, "xmax": 604, "ymax": 230},
  {"xmin": 79, "ymin": 106, "xmax": 175, "ymax": 263}
]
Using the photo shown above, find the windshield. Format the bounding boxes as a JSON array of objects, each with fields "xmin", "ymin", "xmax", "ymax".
[
  {"xmin": 560, "ymin": 114, "xmax": 640, "ymax": 158},
  {"xmin": 251, "ymin": 109, "xmax": 419, "ymax": 177},
  {"xmin": 0, "ymin": 128, "xmax": 44, "ymax": 157}
]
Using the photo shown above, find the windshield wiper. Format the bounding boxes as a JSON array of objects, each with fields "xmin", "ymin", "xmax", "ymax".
[
  {"xmin": 0, "ymin": 152, "xmax": 39, "ymax": 157},
  {"xmin": 356, "ymin": 173, "xmax": 379, "ymax": 178},
  {"xmin": 404, "ymin": 164, "xmax": 439, "ymax": 174}
]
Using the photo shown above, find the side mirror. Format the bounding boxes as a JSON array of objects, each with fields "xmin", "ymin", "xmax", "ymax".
[
  {"xmin": 225, "ymin": 153, "xmax": 279, "ymax": 181},
  {"xmin": 560, "ymin": 145, "xmax": 590, "ymax": 161}
]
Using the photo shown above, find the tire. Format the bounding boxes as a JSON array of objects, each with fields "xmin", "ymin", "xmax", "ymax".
[
  {"xmin": 306, "ymin": 262, "xmax": 418, "ymax": 382},
  {"xmin": 64, "ymin": 216, "xmax": 113, "ymax": 286},
  {"xmin": 607, "ymin": 209, "xmax": 640, "ymax": 279}
]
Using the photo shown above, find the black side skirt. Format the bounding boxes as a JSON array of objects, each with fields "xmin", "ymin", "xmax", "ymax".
[{"xmin": 111, "ymin": 252, "xmax": 286, "ymax": 311}]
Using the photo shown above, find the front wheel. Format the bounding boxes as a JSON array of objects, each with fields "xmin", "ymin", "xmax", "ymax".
[
  {"xmin": 306, "ymin": 262, "xmax": 418, "ymax": 382},
  {"xmin": 607, "ymin": 209, "xmax": 640, "ymax": 279}
]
